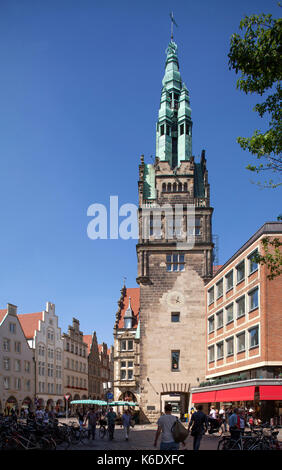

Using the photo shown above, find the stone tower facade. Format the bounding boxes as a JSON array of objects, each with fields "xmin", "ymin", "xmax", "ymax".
[{"xmin": 136, "ymin": 40, "xmax": 214, "ymax": 423}]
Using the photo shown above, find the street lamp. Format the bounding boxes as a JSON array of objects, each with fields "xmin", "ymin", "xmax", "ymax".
[{"xmin": 103, "ymin": 382, "xmax": 113, "ymax": 409}]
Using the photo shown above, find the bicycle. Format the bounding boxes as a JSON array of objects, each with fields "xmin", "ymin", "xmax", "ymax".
[{"xmin": 99, "ymin": 422, "xmax": 108, "ymax": 439}]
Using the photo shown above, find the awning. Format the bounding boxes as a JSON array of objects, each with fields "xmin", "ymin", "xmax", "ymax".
[
  {"xmin": 259, "ymin": 385, "xmax": 282, "ymax": 400},
  {"xmin": 192, "ymin": 386, "xmax": 255, "ymax": 403},
  {"xmin": 215, "ymin": 386, "xmax": 255, "ymax": 402},
  {"xmin": 192, "ymin": 391, "xmax": 217, "ymax": 403}
]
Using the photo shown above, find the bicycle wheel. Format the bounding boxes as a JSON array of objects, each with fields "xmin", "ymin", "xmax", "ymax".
[
  {"xmin": 79, "ymin": 430, "xmax": 89, "ymax": 445},
  {"xmin": 217, "ymin": 437, "xmax": 232, "ymax": 450},
  {"xmin": 99, "ymin": 427, "xmax": 106, "ymax": 439}
]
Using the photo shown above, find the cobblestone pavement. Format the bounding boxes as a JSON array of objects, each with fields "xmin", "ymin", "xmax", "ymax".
[{"xmin": 57, "ymin": 421, "xmax": 219, "ymax": 451}]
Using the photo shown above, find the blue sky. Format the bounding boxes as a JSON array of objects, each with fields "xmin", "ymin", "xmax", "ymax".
[{"xmin": 0, "ymin": 0, "xmax": 280, "ymax": 346}]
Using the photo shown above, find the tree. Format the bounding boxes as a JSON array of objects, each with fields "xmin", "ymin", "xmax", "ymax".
[
  {"xmin": 228, "ymin": 10, "xmax": 282, "ymax": 188},
  {"xmin": 253, "ymin": 236, "xmax": 282, "ymax": 280}
]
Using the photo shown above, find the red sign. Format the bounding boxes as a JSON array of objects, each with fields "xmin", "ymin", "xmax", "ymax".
[{"xmin": 64, "ymin": 395, "xmax": 70, "ymax": 400}]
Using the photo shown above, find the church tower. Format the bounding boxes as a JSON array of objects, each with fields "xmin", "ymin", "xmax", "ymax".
[{"xmin": 136, "ymin": 38, "xmax": 214, "ymax": 423}]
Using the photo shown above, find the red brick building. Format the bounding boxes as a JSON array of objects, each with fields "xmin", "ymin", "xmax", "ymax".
[{"xmin": 191, "ymin": 222, "xmax": 282, "ymax": 423}]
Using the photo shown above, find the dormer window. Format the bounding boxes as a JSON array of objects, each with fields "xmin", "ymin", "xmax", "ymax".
[
  {"xmin": 124, "ymin": 297, "xmax": 134, "ymax": 329},
  {"xmin": 124, "ymin": 318, "xmax": 132, "ymax": 329}
]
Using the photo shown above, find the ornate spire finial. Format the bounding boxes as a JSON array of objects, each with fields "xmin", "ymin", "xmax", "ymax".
[{"xmin": 169, "ymin": 12, "xmax": 178, "ymax": 41}]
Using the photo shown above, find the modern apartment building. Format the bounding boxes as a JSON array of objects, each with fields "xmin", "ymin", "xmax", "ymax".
[
  {"xmin": 191, "ymin": 222, "xmax": 282, "ymax": 422},
  {"xmin": 0, "ymin": 304, "xmax": 35, "ymax": 414}
]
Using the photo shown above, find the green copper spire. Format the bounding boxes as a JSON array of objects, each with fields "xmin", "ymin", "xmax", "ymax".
[{"xmin": 156, "ymin": 40, "xmax": 192, "ymax": 167}]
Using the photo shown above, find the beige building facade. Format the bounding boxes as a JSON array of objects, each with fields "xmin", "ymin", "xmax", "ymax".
[
  {"xmin": 113, "ymin": 286, "xmax": 140, "ymax": 405},
  {"xmin": 0, "ymin": 304, "xmax": 35, "ymax": 414},
  {"xmin": 62, "ymin": 318, "xmax": 88, "ymax": 407},
  {"xmin": 18, "ymin": 302, "xmax": 64, "ymax": 411}
]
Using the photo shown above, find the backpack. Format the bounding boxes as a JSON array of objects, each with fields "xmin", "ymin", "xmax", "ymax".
[{"xmin": 171, "ymin": 417, "xmax": 189, "ymax": 443}]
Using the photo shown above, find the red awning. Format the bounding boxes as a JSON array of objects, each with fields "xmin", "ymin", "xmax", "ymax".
[
  {"xmin": 215, "ymin": 386, "xmax": 255, "ymax": 402},
  {"xmin": 259, "ymin": 385, "xmax": 282, "ymax": 400},
  {"xmin": 192, "ymin": 391, "xmax": 217, "ymax": 403},
  {"xmin": 192, "ymin": 386, "xmax": 255, "ymax": 404}
]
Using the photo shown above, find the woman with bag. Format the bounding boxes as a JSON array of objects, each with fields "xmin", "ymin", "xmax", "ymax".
[{"xmin": 188, "ymin": 404, "xmax": 208, "ymax": 450}]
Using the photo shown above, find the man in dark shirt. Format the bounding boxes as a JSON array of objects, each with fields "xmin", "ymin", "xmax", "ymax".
[{"xmin": 188, "ymin": 404, "xmax": 208, "ymax": 450}]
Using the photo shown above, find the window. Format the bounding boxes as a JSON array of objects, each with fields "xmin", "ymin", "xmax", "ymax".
[
  {"xmin": 236, "ymin": 261, "xmax": 245, "ymax": 283},
  {"xmin": 180, "ymin": 123, "xmax": 184, "ymax": 135},
  {"xmin": 237, "ymin": 332, "xmax": 245, "ymax": 353},
  {"xmin": 226, "ymin": 303, "xmax": 234, "ymax": 323},
  {"xmin": 121, "ymin": 340, "xmax": 127, "ymax": 351},
  {"xmin": 3, "ymin": 358, "xmax": 10, "ymax": 371},
  {"xmin": 225, "ymin": 271, "xmax": 233, "ymax": 291},
  {"xmin": 186, "ymin": 121, "xmax": 190, "ymax": 135},
  {"xmin": 236, "ymin": 296, "xmax": 245, "ymax": 318},
  {"xmin": 3, "ymin": 338, "xmax": 10, "ymax": 352},
  {"xmin": 195, "ymin": 217, "xmax": 201, "ymax": 236},
  {"xmin": 208, "ymin": 346, "xmax": 215, "ymax": 363},
  {"xmin": 121, "ymin": 369, "xmax": 126, "ymax": 380},
  {"xmin": 248, "ymin": 249, "xmax": 258, "ymax": 274},
  {"xmin": 208, "ymin": 287, "xmax": 214, "ymax": 305},
  {"xmin": 171, "ymin": 312, "xmax": 180, "ymax": 323},
  {"xmin": 216, "ymin": 310, "xmax": 223, "ymax": 329},
  {"xmin": 216, "ymin": 279, "xmax": 223, "ymax": 299},
  {"xmin": 4, "ymin": 377, "xmax": 10, "ymax": 390},
  {"xmin": 217, "ymin": 342, "xmax": 224, "ymax": 359},
  {"xmin": 128, "ymin": 369, "xmax": 133, "ymax": 380},
  {"xmin": 15, "ymin": 378, "xmax": 21, "ymax": 390},
  {"xmin": 166, "ymin": 125, "xmax": 170, "ymax": 136},
  {"xmin": 26, "ymin": 380, "xmax": 31, "ymax": 392},
  {"xmin": 128, "ymin": 340, "xmax": 133, "ymax": 351},
  {"xmin": 171, "ymin": 351, "xmax": 180, "ymax": 371},
  {"xmin": 208, "ymin": 315, "xmax": 215, "ymax": 333},
  {"xmin": 166, "ymin": 254, "xmax": 185, "ymax": 272},
  {"xmin": 226, "ymin": 337, "xmax": 234, "ymax": 356},
  {"xmin": 160, "ymin": 124, "xmax": 165, "ymax": 136},
  {"xmin": 249, "ymin": 288, "xmax": 259, "ymax": 311},
  {"xmin": 15, "ymin": 359, "xmax": 21, "ymax": 372},
  {"xmin": 124, "ymin": 318, "xmax": 132, "ymax": 329},
  {"xmin": 9, "ymin": 323, "xmax": 16, "ymax": 334},
  {"xmin": 15, "ymin": 342, "xmax": 21, "ymax": 354},
  {"xmin": 249, "ymin": 326, "xmax": 259, "ymax": 348},
  {"xmin": 24, "ymin": 361, "xmax": 30, "ymax": 373}
]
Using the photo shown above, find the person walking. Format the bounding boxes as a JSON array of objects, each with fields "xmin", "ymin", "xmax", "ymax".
[
  {"xmin": 219, "ymin": 405, "xmax": 227, "ymax": 432},
  {"xmin": 106, "ymin": 407, "xmax": 117, "ymax": 440},
  {"xmin": 154, "ymin": 404, "xmax": 179, "ymax": 451},
  {"xmin": 77, "ymin": 409, "xmax": 84, "ymax": 430},
  {"xmin": 228, "ymin": 407, "xmax": 241, "ymax": 440},
  {"xmin": 122, "ymin": 410, "xmax": 131, "ymax": 441},
  {"xmin": 84, "ymin": 408, "xmax": 97, "ymax": 440},
  {"xmin": 188, "ymin": 404, "xmax": 208, "ymax": 451}
]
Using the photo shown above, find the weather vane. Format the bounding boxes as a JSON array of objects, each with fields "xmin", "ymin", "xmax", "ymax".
[{"xmin": 170, "ymin": 12, "xmax": 178, "ymax": 40}]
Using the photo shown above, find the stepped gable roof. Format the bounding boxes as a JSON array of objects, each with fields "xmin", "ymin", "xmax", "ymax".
[
  {"xmin": 0, "ymin": 309, "xmax": 8, "ymax": 324},
  {"xmin": 118, "ymin": 287, "xmax": 140, "ymax": 329},
  {"xmin": 18, "ymin": 312, "xmax": 44, "ymax": 339},
  {"xmin": 83, "ymin": 335, "xmax": 93, "ymax": 355}
]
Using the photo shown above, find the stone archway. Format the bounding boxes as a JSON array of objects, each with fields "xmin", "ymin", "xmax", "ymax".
[
  {"xmin": 119, "ymin": 391, "xmax": 137, "ymax": 402},
  {"xmin": 160, "ymin": 391, "xmax": 189, "ymax": 420},
  {"xmin": 5, "ymin": 396, "xmax": 18, "ymax": 415}
]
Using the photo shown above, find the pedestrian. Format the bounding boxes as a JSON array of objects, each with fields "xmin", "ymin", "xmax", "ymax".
[
  {"xmin": 228, "ymin": 407, "xmax": 241, "ymax": 440},
  {"xmin": 106, "ymin": 407, "xmax": 117, "ymax": 440},
  {"xmin": 122, "ymin": 410, "xmax": 131, "ymax": 441},
  {"xmin": 84, "ymin": 408, "xmax": 97, "ymax": 440},
  {"xmin": 43, "ymin": 409, "xmax": 49, "ymax": 425},
  {"xmin": 154, "ymin": 404, "xmax": 179, "ymax": 451},
  {"xmin": 219, "ymin": 405, "xmax": 227, "ymax": 432},
  {"xmin": 188, "ymin": 404, "xmax": 208, "ymax": 451},
  {"xmin": 77, "ymin": 409, "xmax": 84, "ymax": 429}
]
